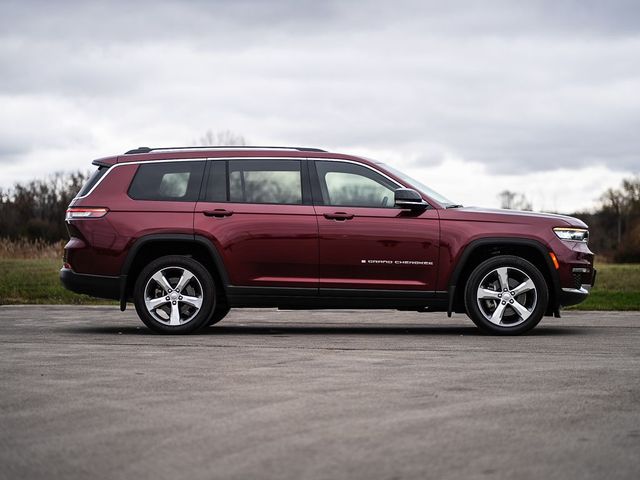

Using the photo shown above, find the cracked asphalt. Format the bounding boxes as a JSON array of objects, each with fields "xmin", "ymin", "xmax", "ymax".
[{"xmin": 1, "ymin": 306, "xmax": 639, "ymax": 480}]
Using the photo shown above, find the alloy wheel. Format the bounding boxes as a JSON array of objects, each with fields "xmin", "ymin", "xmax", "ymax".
[
  {"xmin": 476, "ymin": 266, "xmax": 538, "ymax": 327},
  {"xmin": 143, "ymin": 266, "xmax": 204, "ymax": 326}
]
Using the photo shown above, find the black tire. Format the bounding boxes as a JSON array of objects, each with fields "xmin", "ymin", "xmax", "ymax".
[
  {"xmin": 133, "ymin": 255, "xmax": 216, "ymax": 334},
  {"xmin": 207, "ymin": 304, "xmax": 230, "ymax": 326},
  {"xmin": 464, "ymin": 255, "xmax": 548, "ymax": 335}
]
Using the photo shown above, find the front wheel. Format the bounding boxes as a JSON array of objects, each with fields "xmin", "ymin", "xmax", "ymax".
[
  {"xmin": 464, "ymin": 255, "xmax": 549, "ymax": 335},
  {"xmin": 207, "ymin": 305, "xmax": 230, "ymax": 326},
  {"xmin": 134, "ymin": 255, "xmax": 216, "ymax": 334}
]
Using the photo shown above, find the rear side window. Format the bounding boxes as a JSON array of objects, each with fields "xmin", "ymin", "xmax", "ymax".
[
  {"xmin": 128, "ymin": 161, "xmax": 205, "ymax": 201},
  {"xmin": 228, "ymin": 160, "xmax": 302, "ymax": 204},
  {"xmin": 77, "ymin": 166, "xmax": 108, "ymax": 197}
]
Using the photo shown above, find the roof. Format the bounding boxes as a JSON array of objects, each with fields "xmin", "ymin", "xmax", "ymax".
[
  {"xmin": 124, "ymin": 146, "xmax": 327, "ymax": 154},
  {"xmin": 91, "ymin": 145, "xmax": 375, "ymax": 168}
]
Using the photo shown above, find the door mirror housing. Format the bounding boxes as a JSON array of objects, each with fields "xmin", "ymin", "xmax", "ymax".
[{"xmin": 394, "ymin": 188, "xmax": 429, "ymax": 210}]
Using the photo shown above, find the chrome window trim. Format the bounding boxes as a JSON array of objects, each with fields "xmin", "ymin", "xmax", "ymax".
[
  {"xmin": 310, "ymin": 158, "xmax": 435, "ymax": 209},
  {"xmin": 311, "ymin": 158, "xmax": 406, "ymax": 190},
  {"xmin": 73, "ymin": 156, "xmax": 413, "ymax": 202}
]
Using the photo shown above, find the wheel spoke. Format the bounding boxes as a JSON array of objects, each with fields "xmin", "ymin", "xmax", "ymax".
[
  {"xmin": 174, "ymin": 269, "xmax": 194, "ymax": 293},
  {"xmin": 151, "ymin": 271, "xmax": 173, "ymax": 293},
  {"xmin": 180, "ymin": 295, "xmax": 202, "ymax": 310},
  {"xmin": 145, "ymin": 296, "xmax": 169, "ymax": 310},
  {"xmin": 496, "ymin": 267, "xmax": 510, "ymax": 291},
  {"xmin": 512, "ymin": 278, "xmax": 535, "ymax": 296},
  {"xmin": 169, "ymin": 302, "xmax": 181, "ymax": 326},
  {"xmin": 510, "ymin": 300, "xmax": 532, "ymax": 320},
  {"xmin": 478, "ymin": 288, "xmax": 501, "ymax": 300},
  {"xmin": 490, "ymin": 302, "xmax": 507, "ymax": 325}
]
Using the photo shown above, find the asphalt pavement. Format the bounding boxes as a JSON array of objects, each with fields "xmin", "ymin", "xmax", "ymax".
[{"xmin": 0, "ymin": 306, "xmax": 639, "ymax": 480}]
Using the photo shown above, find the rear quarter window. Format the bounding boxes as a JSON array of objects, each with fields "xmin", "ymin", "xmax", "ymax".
[
  {"xmin": 77, "ymin": 166, "xmax": 108, "ymax": 197},
  {"xmin": 128, "ymin": 161, "xmax": 205, "ymax": 201}
]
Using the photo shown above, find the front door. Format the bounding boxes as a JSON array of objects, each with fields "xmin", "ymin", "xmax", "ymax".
[
  {"xmin": 311, "ymin": 160, "xmax": 440, "ymax": 292},
  {"xmin": 194, "ymin": 158, "xmax": 318, "ymax": 289}
]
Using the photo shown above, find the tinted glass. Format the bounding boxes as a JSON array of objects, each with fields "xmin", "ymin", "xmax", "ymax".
[
  {"xmin": 128, "ymin": 161, "xmax": 204, "ymax": 201},
  {"xmin": 315, "ymin": 161, "xmax": 397, "ymax": 207},
  {"xmin": 228, "ymin": 160, "xmax": 302, "ymax": 204},
  {"xmin": 77, "ymin": 166, "xmax": 108, "ymax": 197}
]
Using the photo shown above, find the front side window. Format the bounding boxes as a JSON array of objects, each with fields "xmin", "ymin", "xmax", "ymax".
[
  {"xmin": 228, "ymin": 160, "xmax": 302, "ymax": 204},
  {"xmin": 128, "ymin": 161, "xmax": 204, "ymax": 201},
  {"xmin": 315, "ymin": 161, "xmax": 397, "ymax": 208}
]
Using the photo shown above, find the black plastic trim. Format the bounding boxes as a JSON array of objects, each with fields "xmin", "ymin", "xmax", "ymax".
[
  {"xmin": 225, "ymin": 285, "xmax": 447, "ymax": 310},
  {"xmin": 227, "ymin": 286, "xmax": 317, "ymax": 296},
  {"xmin": 119, "ymin": 233, "xmax": 232, "ymax": 308},
  {"xmin": 60, "ymin": 268, "xmax": 120, "ymax": 300},
  {"xmin": 321, "ymin": 288, "xmax": 447, "ymax": 298}
]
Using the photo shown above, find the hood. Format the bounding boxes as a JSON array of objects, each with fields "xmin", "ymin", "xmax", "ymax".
[{"xmin": 447, "ymin": 206, "xmax": 588, "ymax": 228}]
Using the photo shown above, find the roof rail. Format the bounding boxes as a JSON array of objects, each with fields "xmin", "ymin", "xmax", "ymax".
[{"xmin": 124, "ymin": 146, "xmax": 327, "ymax": 154}]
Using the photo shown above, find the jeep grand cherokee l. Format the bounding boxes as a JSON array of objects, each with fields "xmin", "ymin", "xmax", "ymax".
[{"xmin": 61, "ymin": 146, "xmax": 595, "ymax": 335}]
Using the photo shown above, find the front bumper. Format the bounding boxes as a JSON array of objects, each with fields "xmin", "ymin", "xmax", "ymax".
[
  {"xmin": 60, "ymin": 268, "xmax": 120, "ymax": 300},
  {"xmin": 560, "ymin": 285, "xmax": 591, "ymax": 307},
  {"xmin": 559, "ymin": 268, "xmax": 596, "ymax": 307}
]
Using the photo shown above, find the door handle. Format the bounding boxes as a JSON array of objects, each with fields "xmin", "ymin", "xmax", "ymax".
[
  {"xmin": 203, "ymin": 209, "xmax": 233, "ymax": 218},
  {"xmin": 324, "ymin": 212, "xmax": 354, "ymax": 221}
]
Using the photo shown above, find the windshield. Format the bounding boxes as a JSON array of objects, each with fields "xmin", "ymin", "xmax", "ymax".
[{"xmin": 378, "ymin": 163, "xmax": 456, "ymax": 207}]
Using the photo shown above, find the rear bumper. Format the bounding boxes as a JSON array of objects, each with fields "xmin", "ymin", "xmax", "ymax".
[{"xmin": 59, "ymin": 268, "xmax": 120, "ymax": 300}]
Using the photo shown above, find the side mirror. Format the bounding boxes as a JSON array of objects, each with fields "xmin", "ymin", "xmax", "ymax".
[{"xmin": 394, "ymin": 188, "xmax": 428, "ymax": 210}]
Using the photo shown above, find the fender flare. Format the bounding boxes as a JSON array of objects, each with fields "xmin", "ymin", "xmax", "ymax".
[
  {"xmin": 118, "ymin": 233, "xmax": 230, "ymax": 311},
  {"xmin": 446, "ymin": 237, "xmax": 561, "ymax": 317}
]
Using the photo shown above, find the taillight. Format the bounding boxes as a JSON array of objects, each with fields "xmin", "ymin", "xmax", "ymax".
[{"xmin": 65, "ymin": 207, "xmax": 109, "ymax": 220}]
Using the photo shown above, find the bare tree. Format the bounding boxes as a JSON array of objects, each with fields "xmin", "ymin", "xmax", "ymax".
[
  {"xmin": 195, "ymin": 129, "xmax": 248, "ymax": 146},
  {"xmin": 0, "ymin": 171, "xmax": 88, "ymax": 241},
  {"xmin": 601, "ymin": 187, "xmax": 625, "ymax": 247},
  {"xmin": 498, "ymin": 190, "xmax": 532, "ymax": 211}
]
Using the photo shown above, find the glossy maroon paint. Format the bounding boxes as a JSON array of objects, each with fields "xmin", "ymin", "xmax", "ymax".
[
  {"xmin": 314, "ymin": 205, "xmax": 440, "ymax": 290},
  {"xmin": 435, "ymin": 207, "xmax": 591, "ymax": 291},
  {"xmin": 64, "ymin": 148, "xmax": 595, "ymax": 298},
  {"xmin": 194, "ymin": 202, "xmax": 318, "ymax": 288},
  {"xmin": 66, "ymin": 163, "xmax": 196, "ymax": 276}
]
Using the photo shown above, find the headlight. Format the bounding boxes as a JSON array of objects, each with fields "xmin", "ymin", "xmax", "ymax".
[{"xmin": 553, "ymin": 227, "xmax": 589, "ymax": 242}]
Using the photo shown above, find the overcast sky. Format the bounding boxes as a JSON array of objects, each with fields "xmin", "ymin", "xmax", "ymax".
[{"xmin": 1, "ymin": 0, "xmax": 638, "ymax": 212}]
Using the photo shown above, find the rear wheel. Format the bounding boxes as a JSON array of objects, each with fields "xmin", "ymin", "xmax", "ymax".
[
  {"xmin": 464, "ymin": 255, "xmax": 548, "ymax": 335},
  {"xmin": 134, "ymin": 255, "xmax": 215, "ymax": 334}
]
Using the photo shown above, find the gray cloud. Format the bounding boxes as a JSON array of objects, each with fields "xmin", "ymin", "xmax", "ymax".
[{"xmin": 0, "ymin": 0, "xmax": 639, "ymax": 182}]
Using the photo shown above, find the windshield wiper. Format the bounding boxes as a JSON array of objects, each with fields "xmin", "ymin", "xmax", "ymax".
[{"xmin": 446, "ymin": 204, "xmax": 464, "ymax": 209}]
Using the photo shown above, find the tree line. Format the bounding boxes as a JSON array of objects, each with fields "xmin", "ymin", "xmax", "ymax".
[
  {"xmin": 573, "ymin": 177, "xmax": 640, "ymax": 262},
  {"xmin": 1, "ymin": 170, "xmax": 638, "ymax": 262},
  {"xmin": 0, "ymin": 171, "xmax": 88, "ymax": 242}
]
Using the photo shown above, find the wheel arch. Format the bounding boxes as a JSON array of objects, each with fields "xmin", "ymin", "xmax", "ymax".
[
  {"xmin": 119, "ymin": 234, "xmax": 230, "ymax": 311},
  {"xmin": 447, "ymin": 238, "xmax": 560, "ymax": 317}
]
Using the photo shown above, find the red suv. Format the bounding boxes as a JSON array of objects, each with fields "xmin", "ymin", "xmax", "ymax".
[{"xmin": 61, "ymin": 146, "xmax": 595, "ymax": 335}]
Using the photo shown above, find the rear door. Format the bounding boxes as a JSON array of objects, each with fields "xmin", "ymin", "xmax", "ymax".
[
  {"xmin": 194, "ymin": 158, "xmax": 318, "ymax": 290},
  {"xmin": 311, "ymin": 160, "xmax": 440, "ymax": 292}
]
